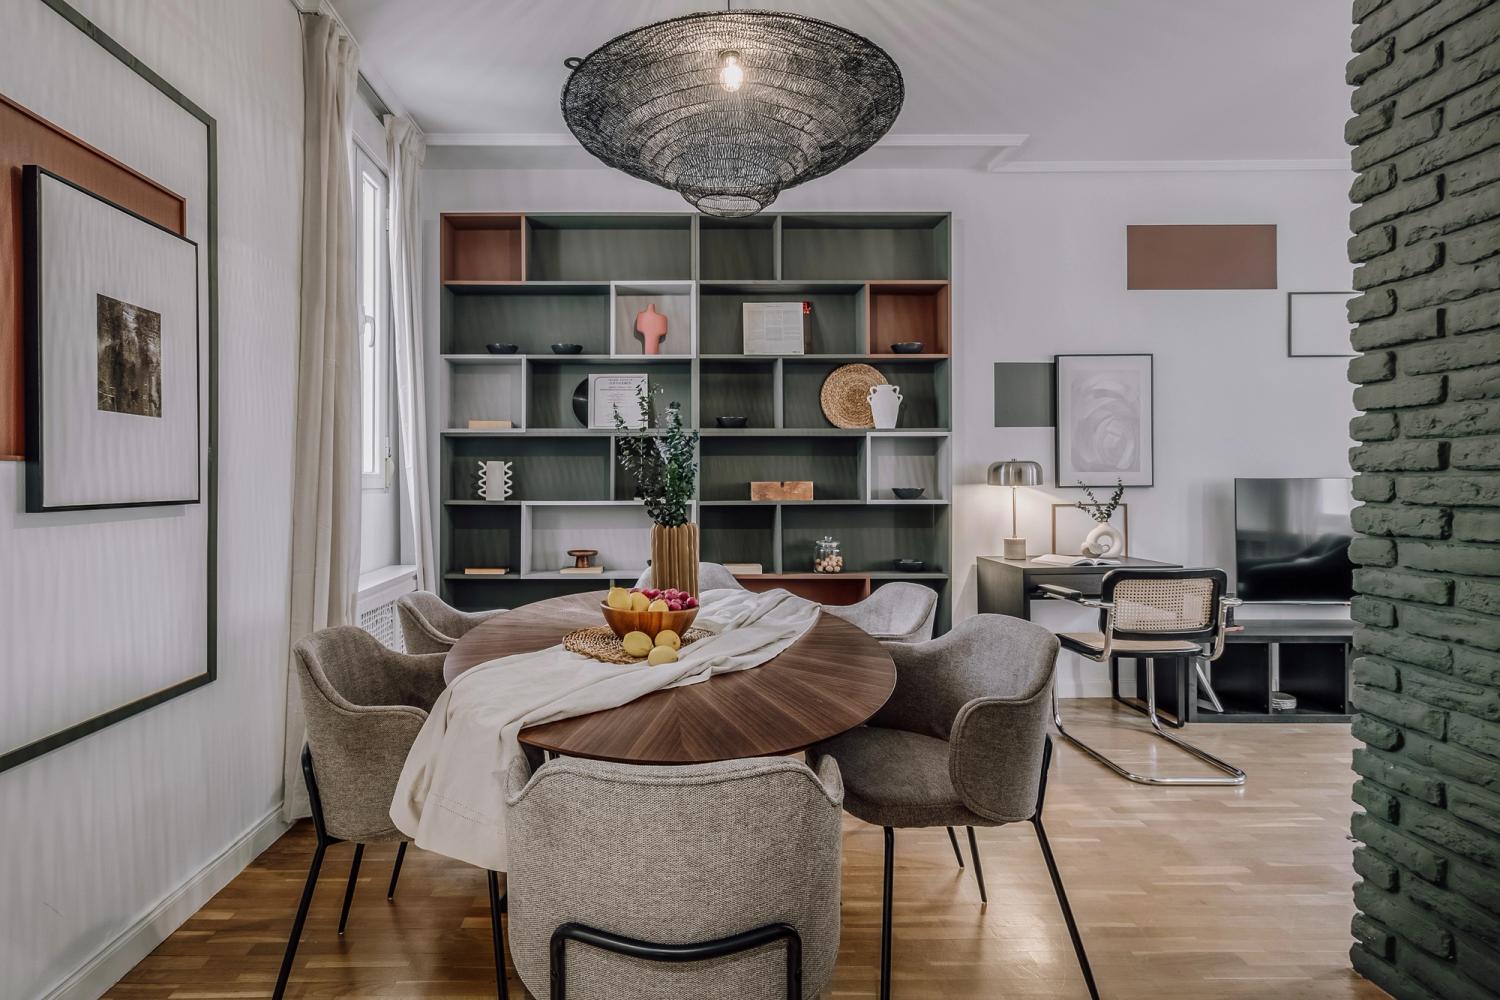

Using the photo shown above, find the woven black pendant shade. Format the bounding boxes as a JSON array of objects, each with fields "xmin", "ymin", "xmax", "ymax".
[{"xmin": 561, "ymin": 10, "xmax": 904, "ymax": 217}]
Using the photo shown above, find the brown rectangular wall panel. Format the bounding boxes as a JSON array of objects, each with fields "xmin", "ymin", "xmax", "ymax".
[
  {"xmin": 1126, "ymin": 224, "xmax": 1277, "ymax": 289},
  {"xmin": 0, "ymin": 94, "xmax": 186, "ymax": 460}
]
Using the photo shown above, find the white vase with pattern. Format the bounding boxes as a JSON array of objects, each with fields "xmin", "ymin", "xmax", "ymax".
[
  {"xmin": 867, "ymin": 384, "xmax": 903, "ymax": 429},
  {"xmin": 477, "ymin": 460, "xmax": 513, "ymax": 501}
]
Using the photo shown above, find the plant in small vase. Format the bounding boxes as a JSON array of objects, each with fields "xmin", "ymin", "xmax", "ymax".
[
  {"xmin": 615, "ymin": 384, "xmax": 701, "ymax": 595},
  {"xmin": 1073, "ymin": 479, "xmax": 1126, "ymax": 557}
]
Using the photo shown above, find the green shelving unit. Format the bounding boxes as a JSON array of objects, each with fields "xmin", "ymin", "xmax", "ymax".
[{"xmin": 436, "ymin": 211, "xmax": 953, "ymax": 629}]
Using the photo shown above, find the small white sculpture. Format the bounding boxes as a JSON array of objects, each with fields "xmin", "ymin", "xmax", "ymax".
[
  {"xmin": 1081, "ymin": 522, "xmax": 1124, "ymax": 557},
  {"xmin": 867, "ymin": 383, "xmax": 903, "ymax": 429},
  {"xmin": 477, "ymin": 460, "xmax": 513, "ymax": 501}
]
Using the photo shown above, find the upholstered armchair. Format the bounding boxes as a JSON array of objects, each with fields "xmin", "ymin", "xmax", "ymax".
[
  {"xmin": 823, "ymin": 582, "xmax": 938, "ymax": 643},
  {"xmin": 810, "ymin": 615, "xmax": 1098, "ymax": 1000},
  {"xmin": 633, "ymin": 561, "xmax": 746, "ymax": 592},
  {"xmin": 396, "ymin": 590, "xmax": 503, "ymax": 653},
  {"xmin": 279, "ymin": 626, "xmax": 510, "ymax": 999},
  {"xmin": 505, "ymin": 754, "xmax": 844, "ymax": 999}
]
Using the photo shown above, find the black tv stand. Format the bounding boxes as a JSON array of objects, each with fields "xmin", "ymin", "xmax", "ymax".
[{"xmin": 1116, "ymin": 618, "xmax": 1354, "ymax": 724}]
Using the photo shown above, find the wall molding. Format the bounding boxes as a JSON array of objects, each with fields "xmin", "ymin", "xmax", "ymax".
[
  {"xmin": 990, "ymin": 158, "xmax": 1350, "ymax": 173},
  {"xmin": 42, "ymin": 808, "xmax": 290, "ymax": 1000}
]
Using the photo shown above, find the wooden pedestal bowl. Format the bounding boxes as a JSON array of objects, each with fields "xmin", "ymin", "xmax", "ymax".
[{"xmin": 600, "ymin": 603, "xmax": 700, "ymax": 639}]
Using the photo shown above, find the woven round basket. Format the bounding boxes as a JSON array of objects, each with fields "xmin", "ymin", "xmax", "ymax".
[
  {"xmin": 820, "ymin": 363, "xmax": 887, "ymax": 429},
  {"xmin": 563, "ymin": 625, "xmax": 713, "ymax": 665}
]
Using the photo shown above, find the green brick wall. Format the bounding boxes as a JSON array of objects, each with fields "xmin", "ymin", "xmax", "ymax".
[{"xmin": 1345, "ymin": 2, "xmax": 1500, "ymax": 998}]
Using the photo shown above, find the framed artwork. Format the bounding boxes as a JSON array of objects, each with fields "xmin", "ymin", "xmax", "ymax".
[
  {"xmin": 23, "ymin": 166, "xmax": 200, "ymax": 511},
  {"xmin": 1051, "ymin": 503, "xmax": 1130, "ymax": 556},
  {"xmin": 589, "ymin": 373, "xmax": 648, "ymax": 428},
  {"xmin": 1, "ymin": 0, "xmax": 217, "ymax": 774},
  {"xmin": 1287, "ymin": 291, "xmax": 1355, "ymax": 357},
  {"xmin": 1054, "ymin": 354, "xmax": 1154, "ymax": 487}
]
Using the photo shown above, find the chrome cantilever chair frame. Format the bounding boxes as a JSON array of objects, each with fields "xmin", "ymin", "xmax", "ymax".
[{"xmin": 1042, "ymin": 569, "xmax": 1246, "ymax": 786}]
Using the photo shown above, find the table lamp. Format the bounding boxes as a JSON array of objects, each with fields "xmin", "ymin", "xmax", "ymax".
[{"xmin": 987, "ymin": 459, "xmax": 1043, "ymax": 559}]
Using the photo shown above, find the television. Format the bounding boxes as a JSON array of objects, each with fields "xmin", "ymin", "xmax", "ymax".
[{"xmin": 1234, "ymin": 478, "xmax": 1355, "ymax": 603}]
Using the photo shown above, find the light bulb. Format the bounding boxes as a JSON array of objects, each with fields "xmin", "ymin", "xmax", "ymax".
[{"xmin": 718, "ymin": 50, "xmax": 744, "ymax": 92}]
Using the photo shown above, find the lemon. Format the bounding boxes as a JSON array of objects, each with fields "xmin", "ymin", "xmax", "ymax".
[
  {"xmin": 647, "ymin": 645, "xmax": 679, "ymax": 666},
  {"xmin": 606, "ymin": 586, "xmax": 631, "ymax": 610},
  {"xmin": 628, "ymin": 591, "xmax": 650, "ymax": 612},
  {"xmin": 622, "ymin": 631, "xmax": 653, "ymax": 657},
  {"xmin": 647, "ymin": 598, "xmax": 670, "ymax": 613},
  {"xmin": 654, "ymin": 629, "xmax": 681, "ymax": 650}
]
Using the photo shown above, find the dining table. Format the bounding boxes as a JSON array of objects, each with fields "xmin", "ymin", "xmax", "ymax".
[{"xmin": 443, "ymin": 589, "xmax": 898, "ymax": 765}]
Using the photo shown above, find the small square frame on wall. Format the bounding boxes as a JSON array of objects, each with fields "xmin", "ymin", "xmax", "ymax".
[
  {"xmin": 1054, "ymin": 354, "xmax": 1154, "ymax": 488},
  {"xmin": 1287, "ymin": 291, "xmax": 1356, "ymax": 357}
]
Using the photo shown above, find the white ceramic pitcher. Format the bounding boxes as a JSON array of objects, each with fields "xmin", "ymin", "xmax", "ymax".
[{"xmin": 867, "ymin": 383, "xmax": 903, "ymax": 429}]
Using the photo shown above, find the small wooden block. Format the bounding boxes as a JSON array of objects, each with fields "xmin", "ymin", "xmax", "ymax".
[
  {"xmin": 467, "ymin": 419, "xmax": 514, "ymax": 430},
  {"xmin": 750, "ymin": 480, "xmax": 815, "ymax": 501},
  {"xmin": 463, "ymin": 567, "xmax": 509, "ymax": 575}
]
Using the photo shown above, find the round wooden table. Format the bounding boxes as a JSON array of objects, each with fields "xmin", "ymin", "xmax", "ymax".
[{"xmin": 444, "ymin": 590, "xmax": 897, "ymax": 765}]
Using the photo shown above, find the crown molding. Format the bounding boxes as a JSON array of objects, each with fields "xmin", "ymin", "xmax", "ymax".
[{"xmin": 989, "ymin": 158, "xmax": 1350, "ymax": 173}]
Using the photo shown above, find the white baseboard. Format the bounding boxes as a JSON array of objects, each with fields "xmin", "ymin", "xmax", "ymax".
[{"xmin": 43, "ymin": 808, "xmax": 291, "ymax": 1000}]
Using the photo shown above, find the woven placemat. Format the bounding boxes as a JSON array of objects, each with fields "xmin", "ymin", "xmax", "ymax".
[
  {"xmin": 564, "ymin": 625, "xmax": 713, "ymax": 664},
  {"xmin": 820, "ymin": 363, "xmax": 887, "ymax": 428}
]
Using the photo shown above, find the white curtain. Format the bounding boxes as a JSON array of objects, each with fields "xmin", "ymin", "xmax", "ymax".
[
  {"xmin": 385, "ymin": 116, "xmax": 437, "ymax": 589},
  {"xmin": 282, "ymin": 13, "xmax": 362, "ymax": 821}
]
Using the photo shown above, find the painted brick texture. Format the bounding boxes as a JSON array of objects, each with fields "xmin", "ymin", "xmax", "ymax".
[{"xmin": 1346, "ymin": 2, "xmax": 1500, "ymax": 998}]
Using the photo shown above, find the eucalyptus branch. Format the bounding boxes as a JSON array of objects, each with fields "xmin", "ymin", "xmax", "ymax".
[
  {"xmin": 1073, "ymin": 479, "xmax": 1125, "ymax": 523},
  {"xmin": 614, "ymin": 384, "xmax": 699, "ymax": 527}
]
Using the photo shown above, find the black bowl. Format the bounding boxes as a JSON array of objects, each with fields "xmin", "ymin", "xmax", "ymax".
[
  {"xmin": 551, "ymin": 343, "xmax": 584, "ymax": 355},
  {"xmin": 891, "ymin": 486, "xmax": 927, "ymax": 500},
  {"xmin": 715, "ymin": 416, "xmax": 749, "ymax": 428},
  {"xmin": 890, "ymin": 341, "xmax": 924, "ymax": 354},
  {"xmin": 893, "ymin": 558, "xmax": 927, "ymax": 573},
  {"xmin": 485, "ymin": 343, "xmax": 519, "ymax": 355}
]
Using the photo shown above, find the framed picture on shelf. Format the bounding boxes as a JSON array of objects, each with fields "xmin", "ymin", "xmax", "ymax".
[
  {"xmin": 1054, "ymin": 353, "xmax": 1153, "ymax": 487},
  {"xmin": 588, "ymin": 373, "xmax": 648, "ymax": 429},
  {"xmin": 1051, "ymin": 503, "xmax": 1130, "ymax": 556},
  {"xmin": 23, "ymin": 166, "xmax": 200, "ymax": 512},
  {"xmin": 743, "ymin": 301, "xmax": 805, "ymax": 354}
]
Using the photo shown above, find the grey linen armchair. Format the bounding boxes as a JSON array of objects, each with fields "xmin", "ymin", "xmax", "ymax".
[
  {"xmin": 396, "ymin": 590, "xmax": 503, "ymax": 653},
  {"xmin": 823, "ymin": 582, "xmax": 938, "ymax": 643},
  {"xmin": 633, "ymin": 561, "xmax": 746, "ymax": 592},
  {"xmin": 505, "ymin": 754, "xmax": 844, "ymax": 1000},
  {"xmin": 809, "ymin": 614, "xmax": 1099, "ymax": 1000},
  {"xmin": 279, "ymin": 626, "xmax": 511, "ymax": 1000}
]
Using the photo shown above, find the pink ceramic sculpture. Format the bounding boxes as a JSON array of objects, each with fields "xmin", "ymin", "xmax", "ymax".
[{"xmin": 635, "ymin": 302, "xmax": 668, "ymax": 355}]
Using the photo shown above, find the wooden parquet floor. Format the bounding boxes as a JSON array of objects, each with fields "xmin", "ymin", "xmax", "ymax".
[{"xmin": 107, "ymin": 701, "xmax": 1389, "ymax": 999}]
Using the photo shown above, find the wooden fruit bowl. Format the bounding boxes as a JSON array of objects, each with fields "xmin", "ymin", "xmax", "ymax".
[{"xmin": 600, "ymin": 602, "xmax": 700, "ymax": 640}]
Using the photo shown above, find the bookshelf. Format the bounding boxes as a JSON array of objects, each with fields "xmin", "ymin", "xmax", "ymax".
[{"xmin": 436, "ymin": 211, "xmax": 954, "ymax": 629}]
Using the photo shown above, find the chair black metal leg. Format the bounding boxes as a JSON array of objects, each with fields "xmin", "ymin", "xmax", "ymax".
[
  {"xmin": 946, "ymin": 826, "xmax": 965, "ymax": 868},
  {"xmin": 880, "ymin": 827, "xmax": 894, "ymax": 1000},
  {"xmin": 1034, "ymin": 816, "xmax": 1100, "ymax": 1000},
  {"xmin": 965, "ymin": 827, "xmax": 988, "ymax": 903},
  {"xmin": 387, "ymin": 842, "xmax": 407, "ymax": 901},
  {"xmin": 489, "ymin": 870, "xmax": 510, "ymax": 1000},
  {"xmin": 337, "ymin": 843, "xmax": 364, "ymax": 935},
  {"xmin": 273, "ymin": 840, "xmax": 326, "ymax": 1000}
]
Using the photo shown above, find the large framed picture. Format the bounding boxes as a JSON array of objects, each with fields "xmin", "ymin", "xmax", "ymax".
[
  {"xmin": 23, "ymin": 166, "xmax": 200, "ymax": 511},
  {"xmin": 1054, "ymin": 354, "xmax": 1154, "ymax": 487}
]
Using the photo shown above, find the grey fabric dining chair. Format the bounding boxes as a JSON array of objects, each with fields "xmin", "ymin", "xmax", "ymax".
[
  {"xmin": 810, "ymin": 614, "xmax": 1099, "ymax": 1000},
  {"xmin": 633, "ymin": 561, "xmax": 746, "ymax": 592},
  {"xmin": 823, "ymin": 582, "xmax": 938, "ymax": 644},
  {"xmin": 505, "ymin": 754, "xmax": 844, "ymax": 999},
  {"xmin": 396, "ymin": 590, "xmax": 503, "ymax": 653},
  {"xmin": 280, "ymin": 626, "xmax": 511, "ymax": 1000}
]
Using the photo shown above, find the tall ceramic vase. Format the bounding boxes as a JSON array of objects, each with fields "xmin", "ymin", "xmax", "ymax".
[
  {"xmin": 867, "ymin": 383, "xmax": 903, "ymax": 429},
  {"xmin": 650, "ymin": 522, "xmax": 699, "ymax": 595},
  {"xmin": 635, "ymin": 303, "xmax": 668, "ymax": 355}
]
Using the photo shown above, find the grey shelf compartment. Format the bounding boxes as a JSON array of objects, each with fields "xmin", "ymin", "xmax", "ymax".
[
  {"xmin": 699, "ymin": 435, "xmax": 863, "ymax": 502},
  {"xmin": 699, "ymin": 359, "xmax": 777, "ymax": 429},
  {"xmin": 698, "ymin": 216, "xmax": 777, "ymax": 281},
  {"xmin": 699, "ymin": 282, "xmax": 866, "ymax": 355},
  {"xmin": 444, "ymin": 435, "xmax": 610, "ymax": 502},
  {"xmin": 446, "ymin": 504, "xmax": 523, "ymax": 577},
  {"xmin": 782, "ymin": 358, "xmax": 950, "ymax": 430},
  {"xmin": 700, "ymin": 504, "xmax": 777, "ymax": 570},
  {"xmin": 441, "ymin": 282, "xmax": 610, "ymax": 355},
  {"xmin": 526, "ymin": 214, "xmax": 693, "ymax": 282},
  {"xmin": 781, "ymin": 504, "xmax": 949, "ymax": 575},
  {"xmin": 526, "ymin": 503, "xmax": 652, "ymax": 577},
  {"xmin": 780, "ymin": 214, "xmax": 950, "ymax": 281},
  {"xmin": 526, "ymin": 359, "xmax": 692, "ymax": 429}
]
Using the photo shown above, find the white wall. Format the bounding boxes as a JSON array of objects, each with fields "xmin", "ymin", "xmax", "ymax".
[
  {"xmin": 0, "ymin": 2, "xmax": 303, "ymax": 997},
  {"xmin": 420, "ymin": 164, "xmax": 1355, "ymax": 693}
]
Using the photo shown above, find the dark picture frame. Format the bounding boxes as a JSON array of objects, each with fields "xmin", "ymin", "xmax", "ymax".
[
  {"xmin": 1, "ymin": 0, "xmax": 218, "ymax": 774},
  {"xmin": 1054, "ymin": 353, "xmax": 1154, "ymax": 488},
  {"xmin": 23, "ymin": 165, "xmax": 202, "ymax": 512}
]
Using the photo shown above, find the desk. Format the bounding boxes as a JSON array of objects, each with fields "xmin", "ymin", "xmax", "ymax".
[
  {"xmin": 444, "ymin": 591, "xmax": 897, "ymax": 764},
  {"xmin": 976, "ymin": 555, "xmax": 1182, "ymax": 621}
]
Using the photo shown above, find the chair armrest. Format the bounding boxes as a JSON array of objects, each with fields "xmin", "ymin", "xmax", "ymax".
[
  {"xmin": 375, "ymin": 647, "xmax": 449, "ymax": 711},
  {"xmin": 949, "ymin": 687, "xmax": 1051, "ymax": 824},
  {"xmin": 1038, "ymin": 584, "xmax": 1111, "ymax": 610}
]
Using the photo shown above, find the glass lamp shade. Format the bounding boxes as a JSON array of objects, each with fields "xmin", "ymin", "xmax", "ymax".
[{"xmin": 987, "ymin": 460, "xmax": 1043, "ymax": 488}]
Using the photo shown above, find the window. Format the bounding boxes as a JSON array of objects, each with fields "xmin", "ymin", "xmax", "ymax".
[{"xmin": 355, "ymin": 146, "xmax": 391, "ymax": 490}]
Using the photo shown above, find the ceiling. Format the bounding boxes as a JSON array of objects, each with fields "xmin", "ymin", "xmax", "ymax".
[{"xmin": 335, "ymin": 0, "xmax": 1353, "ymax": 169}]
